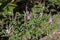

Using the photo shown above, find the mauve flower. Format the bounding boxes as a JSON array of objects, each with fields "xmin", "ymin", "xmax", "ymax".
[
  {"xmin": 49, "ymin": 15, "xmax": 53, "ymax": 24},
  {"xmin": 26, "ymin": 5, "xmax": 31, "ymax": 20},
  {"xmin": 6, "ymin": 28, "xmax": 11, "ymax": 35},
  {"xmin": 27, "ymin": 14, "xmax": 30, "ymax": 20}
]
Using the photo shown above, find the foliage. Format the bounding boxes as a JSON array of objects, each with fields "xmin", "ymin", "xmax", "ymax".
[{"xmin": 0, "ymin": 0, "xmax": 60, "ymax": 40}]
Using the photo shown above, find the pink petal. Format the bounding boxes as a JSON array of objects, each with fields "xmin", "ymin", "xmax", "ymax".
[
  {"xmin": 49, "ymin": 16, "xmax": 53, "ymax": 24},
  {"xmin": 27, "ymin": 14, "xmax": 30, "ymax": 20},
  {"xmin": 6, "ymin": 28, "xmax": 11, "ymax": 35}
]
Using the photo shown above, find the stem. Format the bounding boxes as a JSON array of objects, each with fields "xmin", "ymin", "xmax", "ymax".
[
  {"xmin": 24, "ymin": 4, "xmax": 28, "ymax": 27},
  {"xmin": 39, "ymin": 0, "xmax": 45, "ymax": 17}
]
